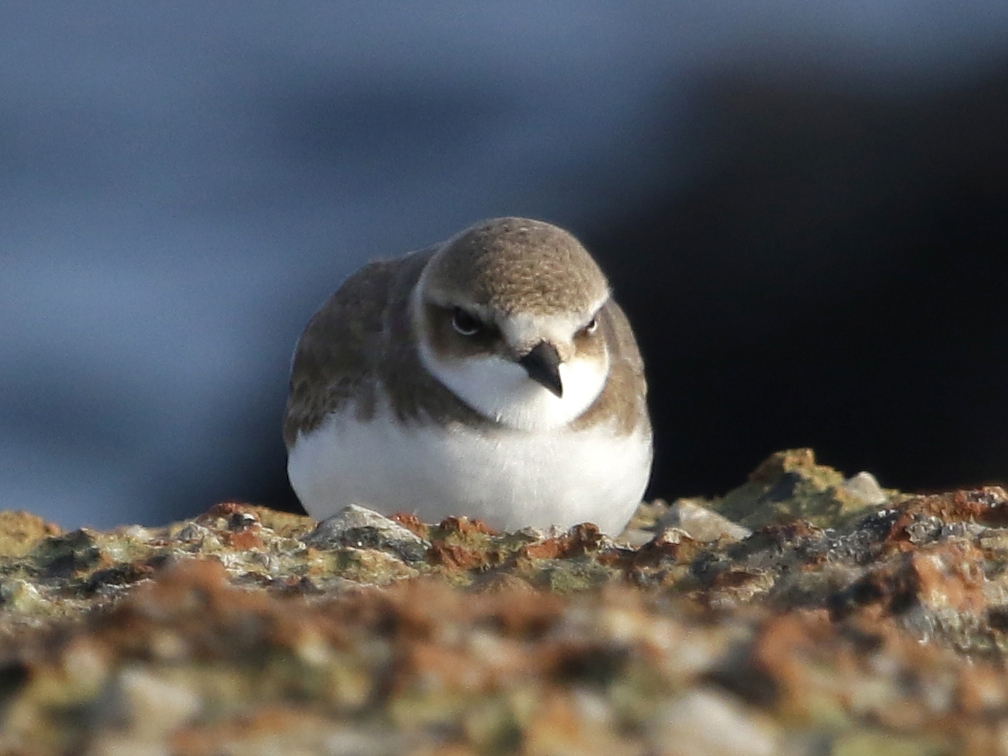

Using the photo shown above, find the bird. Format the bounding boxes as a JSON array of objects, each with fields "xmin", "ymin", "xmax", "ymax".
[{"xmin": 283, "ymin": 217, "xmax": 652, "ymax": 535}]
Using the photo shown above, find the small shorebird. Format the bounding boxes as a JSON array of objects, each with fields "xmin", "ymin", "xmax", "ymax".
[{"xmin": 284, "ymin": 217, "xmax": 652, "ymax": 534}]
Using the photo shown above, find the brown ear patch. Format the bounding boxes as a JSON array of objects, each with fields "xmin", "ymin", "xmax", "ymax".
[{"xmin": 423, "ymin": 303, "xmax": 504, "ymax": 360}]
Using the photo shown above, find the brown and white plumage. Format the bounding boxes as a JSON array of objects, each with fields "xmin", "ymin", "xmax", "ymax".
[{"xmin": 284, "ymin": 217, "xmax": 652, "ymax": 534}]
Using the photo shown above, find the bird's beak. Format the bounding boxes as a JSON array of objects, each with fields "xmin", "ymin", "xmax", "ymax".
[{"xmin": 519, "ymin": 341, "xmax": 563, "ymax": 398}]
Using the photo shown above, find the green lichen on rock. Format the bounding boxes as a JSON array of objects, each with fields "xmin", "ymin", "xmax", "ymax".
[
  {"xmin": 0, "ymin": 512, "xmax": 62, "ymax": 560},
  {"xmin": 707, "ymin": 448, "xmax": 897, "ymax": 529}
]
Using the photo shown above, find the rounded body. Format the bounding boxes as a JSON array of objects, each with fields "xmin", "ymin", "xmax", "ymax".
[
  {"xmin": 284, "ymin": 218, "xmax": 653, "ymax": 535},
  {"xmin": 288, "ymin": 404, "xmax": 652, "ymax": 534}
]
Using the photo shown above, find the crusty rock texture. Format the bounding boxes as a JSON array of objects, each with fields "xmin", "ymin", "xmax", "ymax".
[{"xmin": 2, "ymin": 450, "xmax": 1008, "ymax": 754}]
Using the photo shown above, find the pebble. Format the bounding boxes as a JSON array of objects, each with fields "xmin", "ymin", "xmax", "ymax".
[
  {"xmin": 650, "ymin": 688, "xmax": 779, "ymax": 756},
  {"xmin": 302, "ymin": 505, "xmax": 429, "ymax": 563},
  {"xmin": 840, "ymin": 471, "xmax": 888, "ymax": 506},
  {"xmin": 657, "ymin": 500, "xmax": 751, "ymax": 542},
  {"xmin": 96, "ymin": 666, "xmax": 200, "ymax": 736}
]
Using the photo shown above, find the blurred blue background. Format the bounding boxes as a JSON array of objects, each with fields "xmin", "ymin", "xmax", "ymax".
[{"xmin": 3, "ymin": 2, "xmax": 1008, "ymax": 528}]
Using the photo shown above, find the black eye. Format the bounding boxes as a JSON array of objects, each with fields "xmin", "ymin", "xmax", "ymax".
[
  {"xmin": 580, "ymin": 317, "xmax": 598, "ymax": 336},
  {"xmin": 451, "ymin": 307, "xmax": 481, "ymax": 336}
]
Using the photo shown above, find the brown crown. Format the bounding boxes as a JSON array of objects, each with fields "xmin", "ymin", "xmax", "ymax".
[{"xmin": 423, "ymin": 218, "xmax": 609, "ymax": 316}]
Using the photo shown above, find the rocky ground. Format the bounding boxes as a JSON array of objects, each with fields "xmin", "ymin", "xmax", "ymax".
[{"xmin": 2, "ymin": 449, "xmax": 1008, "ymax": 755}]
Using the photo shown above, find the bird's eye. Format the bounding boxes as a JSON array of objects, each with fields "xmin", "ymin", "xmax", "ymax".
[{"xmin": 451, "ymin": 307, "xmax": 481, "ymax": 336}]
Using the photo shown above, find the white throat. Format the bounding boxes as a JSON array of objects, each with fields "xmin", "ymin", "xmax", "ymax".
[{"xmin": 418, "ymin": 340, "xmax": 608, "ymax": 430}]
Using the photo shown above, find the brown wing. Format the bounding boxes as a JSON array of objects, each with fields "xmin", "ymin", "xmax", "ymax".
[
  {"xmin": 572, "ymin": 297, "xmax": 650, "ymax": 436},
  {"xmin": 282, "ymin": 259, "xmax": 400, "ymax": 448}
]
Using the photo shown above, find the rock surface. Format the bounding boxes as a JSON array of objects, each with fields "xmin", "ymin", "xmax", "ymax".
[{"xmin": 1, "ymin": 450, "xmax": 1007, "ymax": 754}]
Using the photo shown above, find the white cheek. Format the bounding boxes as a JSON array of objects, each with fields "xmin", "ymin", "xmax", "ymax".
[
  {"xmin": 418, "ymin": 341, "xmax": 608, "ymax": 431},
  {"xmin": 557, "ymin": 358, "xmax": 610, "ymax": 421}
]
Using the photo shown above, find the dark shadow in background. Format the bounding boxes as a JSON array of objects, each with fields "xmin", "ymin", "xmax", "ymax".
[{"xmin": 236, "ymin": 60, "xmax": 1008, "ymax": 515}]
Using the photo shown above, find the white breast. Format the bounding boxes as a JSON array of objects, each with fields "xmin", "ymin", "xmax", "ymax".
[{"xmin": 287, "ymin": 406, "xmax": 652, "ymax": 535}]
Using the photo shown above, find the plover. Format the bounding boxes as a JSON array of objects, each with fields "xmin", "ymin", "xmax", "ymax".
[{"xmin": 283, "ymin": 218, "xmax": 652, "ymax": 534}]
